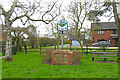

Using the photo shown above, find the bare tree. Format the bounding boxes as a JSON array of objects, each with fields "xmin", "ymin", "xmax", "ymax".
[
  {"xmin": 51, "ymin": 22, "xmax": 61, "ymax": 49},
  {"xmin": 112, "ymin": 0, "xmax": 120, "ymax": 62},
  {"xmin": 103, "ymin": 0, "xmax": 120, "ymax": 61},
  {"xmin": 67, "ymin": 0, "xmax": 93, "ymax": 51},
  {"xmin": 11, "ymin": 25, "xmax": 37, "ymax": 50},
  {"xmin": 0, "ymin": 0, "xmax": 61, "ymax": 61}
]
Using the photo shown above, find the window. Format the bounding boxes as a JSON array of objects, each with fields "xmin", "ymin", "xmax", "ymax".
[
  {"xmin": 98, "ymin": 39, "xmax": 107, "ymax": 42},
  {"xmin": 98, "ymin": 30, "xmax": 104, "ymax": 34},
  {"xmin": 112, "ymin": 30, "xmax": 117, "ymax": 34}
]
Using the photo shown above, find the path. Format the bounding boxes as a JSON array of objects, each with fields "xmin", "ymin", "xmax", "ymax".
[{"xmin": 0, "ymin": 56, "xmax": 5, "ymax": 59}]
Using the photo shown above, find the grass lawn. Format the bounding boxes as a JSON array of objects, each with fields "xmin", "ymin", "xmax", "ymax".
[{"xmin": 2, "ymin": 50, "xmax": 118, "ymax": 78}]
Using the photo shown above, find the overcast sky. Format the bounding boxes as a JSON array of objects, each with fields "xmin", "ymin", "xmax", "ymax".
[
  {"xmin": 0, "ymin": 0, "xmax": 72, "ymax": 37},
  {"xmin": 0, "ymin": 0, "xmax": 119, "ymax": 37}
]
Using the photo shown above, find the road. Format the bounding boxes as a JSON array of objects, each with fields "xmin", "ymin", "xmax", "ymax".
[{"xmin": 59, "ymin": 44, "xmax": 118, "ymax": 49}]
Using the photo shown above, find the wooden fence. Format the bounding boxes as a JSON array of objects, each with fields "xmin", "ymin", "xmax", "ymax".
[
  {"xmin": 1, "ymin": 45, "xmax": 118, "ymax": 56},
  {"xmin": 16, "ymin": 45, "xmax": 118, "ymax": 55}
]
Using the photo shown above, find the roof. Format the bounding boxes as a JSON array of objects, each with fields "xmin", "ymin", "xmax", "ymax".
[
  {"xmin": 91, "ymin": 22, "xmax": 117, "ymax": 30},
  {"xmin": 69, "ymin": 34, "xmax": 85, "ymax": 40}
]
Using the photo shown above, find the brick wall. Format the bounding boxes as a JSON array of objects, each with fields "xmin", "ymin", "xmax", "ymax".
[
  {"xmin": 91, "ymin": 30, "xmax": 118, "ymax": 46},
  {"xmin": 83, "ymin": 41, "xmax": 93, "ymax": 46},
  {"xmin": 92, "ymin": 30, "xmax": 113, "ymax": 42}
]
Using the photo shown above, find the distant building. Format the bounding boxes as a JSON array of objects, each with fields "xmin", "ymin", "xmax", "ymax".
[
  {"xmin": 91, "ymin": 22, "xmax": 118, "ymax": 46},
  {"xmin": 69, "ymin": 35, "xmax": 85, "ymax": 46}
]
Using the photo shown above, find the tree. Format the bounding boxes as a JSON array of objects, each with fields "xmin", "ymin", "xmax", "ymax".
[
  {"xmin": 28, "ymin": 35, "xmax": 38, "ymax": 48},
  {"xmin": 1, "ymin": 24, "xmax": 38, "ymax": 50},
  {"xmin": 67, "ymin": 0, "xmax": 93, "ymax": 51},
  {"xmin": 12, "ymin": 25, "xmax": 37, "ymax": 50},
  {"xmin": 39, "ymin": 37, "xmax": 57, "ymax": 47},
  {"xmin": 11, "ymin": 27, "xmax": 28, "ymax": 51},
  {"xmin": 27, "ymin": 25, "xmax": 38, "ymax": 48},
  {"xmin": 111, "ymin": 0, "xmax": 120, "ymax": 64},
  {"xmin": 51, "ymin": 22, "xmax": 61, "ymax": 49},
  {"xmin": 0, "ymin": 0, "xmax": 61, "ymax": 61}
]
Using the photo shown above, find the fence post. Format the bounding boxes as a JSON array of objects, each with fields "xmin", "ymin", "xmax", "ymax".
[
  {"xmin": 3, "ymin": 46, "xmax": 5, "ymax": 56},
  {"xmin": 54, "ymin": 45, "xmax": 56, "ymax": 50},
  {"xmin": 24, "ymin": 45, "xmax": 27, "ymax": 54},
  {"xmin": 40, "ymin": 45, "xmax": 41, "ymax": 55},
  {"xmin": 14, "ymin": 46, "xmax": 17, "ymax": 55},
  {"xmin": 86, "ymin": 46, "xmax": 88, "ymax": 54},
  {"xmin": 92, "ymin": 52, "xmax": 94, "ymax": 61},
  {"xmin": 70, "ymin": 44, "xmax": 72, "ymax": 51},
  {"xmin": 103, "ymin": 46, "xmax": 105, "ymax": 52}
]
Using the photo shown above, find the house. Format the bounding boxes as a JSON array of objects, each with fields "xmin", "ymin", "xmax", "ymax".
[{"xmin": 91, "ymin": 22, "xmax": 118, "ymax": 46}]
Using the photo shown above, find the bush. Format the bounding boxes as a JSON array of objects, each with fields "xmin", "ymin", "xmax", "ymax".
[
  {"xmin": 42, "ymin": 49, "xmax": 53, "ymax": 64},
  {"xmin": 72, "ymin": 50, "xmax": 82, "ymax": 65}
]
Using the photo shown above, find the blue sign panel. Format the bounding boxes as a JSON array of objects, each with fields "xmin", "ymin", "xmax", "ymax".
[{"xmin": 57, "ymin": 19, "xmax": 68, "ymax": 31}]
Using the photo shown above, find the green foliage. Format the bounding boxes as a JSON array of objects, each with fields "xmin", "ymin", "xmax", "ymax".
[
  {"xmin": 42, "ymin": 53, "xmax": 52, "ymax": 64},
  {"xmin": 39, "ymin": 37, "xmax": 57, "ymax": 47},
  {"xmin": 87, "ymin": 3, "xmax": 113, "ymax": 23},
  {"xmin": 88, "ymin": 10, "xmax": 103, "ymax": 22}
]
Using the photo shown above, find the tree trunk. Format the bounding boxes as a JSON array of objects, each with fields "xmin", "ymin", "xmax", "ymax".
[
  {"xmin": 32, "ymin": 45, "xmax": 34, "ymax": 48},
  {"xmin": 77, "ymin": 38, "xmax": 84, "ymax": 53},
  {"xmin": 57, "ymin": 42, "xmax": 59, "ymax": 49},
  {"xmin": 57, "ymin": 33, "xmax": 61, "ymax": 50},
  {"xmin": 18, "ymin": 47, "xmax": 22, "ymax": 51},
  {"xmin": 57, "ymin": 39, "xmax": 60, "ymax": 50},
  {"xmin": 4, "ymin": 29, "xmax": 13, "ymax": 62},
  {"xmin": 112, "ymin": 1, "xmax": 120, "ymax": 63}
]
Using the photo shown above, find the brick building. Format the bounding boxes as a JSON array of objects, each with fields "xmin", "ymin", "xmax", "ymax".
[{"xmin": 91, "ymin": 22, "xmax": 118, "ymax": 46}]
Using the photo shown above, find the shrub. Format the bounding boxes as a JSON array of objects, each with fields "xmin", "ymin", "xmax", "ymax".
[
  {"xmin": 42, "ymin": 49, "xmax": 53, "ymax": 64},
  {"xmin": 72, "ymin": 50, "xmax": 82, "ymax": 65}
]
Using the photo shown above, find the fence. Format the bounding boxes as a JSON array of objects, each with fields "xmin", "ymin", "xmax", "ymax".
[
  {"xmin": 1, "ymin": 45, "xmax": 118, "ymax": 56},
  {"xmin": 15, "ymin": 45, "xmax": 118, "ymax": 55}
]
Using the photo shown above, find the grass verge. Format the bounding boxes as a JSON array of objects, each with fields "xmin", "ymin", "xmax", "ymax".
[{"xmin": 2, "ymin": 51, "xmax": 118, "ymax": 78}]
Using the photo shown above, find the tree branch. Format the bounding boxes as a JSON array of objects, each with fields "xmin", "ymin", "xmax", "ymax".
[
  {"xmin": 11, "ymin": 14, "xmax": 25, "ymax": 25},
  {"xmin": 41, "ymin": 0, "xmax": 58, "ymax": 23},
  {"xmin": 0, "ymin": 5, "xmax": 7, "ymax": 16},
  {"xmin": 8, "ymin": 0, "xmax": 18, "ymax": 16}
]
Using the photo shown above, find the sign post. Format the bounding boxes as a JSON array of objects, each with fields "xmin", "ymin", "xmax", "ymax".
[
  {"xmin": 57, "ymin": 19, "xmax": 68, "ymax": 50},
  {"xmin": 61, "ymin": 31, "xmax": 63, "ymax": 50}
]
